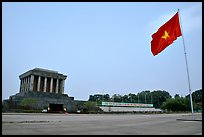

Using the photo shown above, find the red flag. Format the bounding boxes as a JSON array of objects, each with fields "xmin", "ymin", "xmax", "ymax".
[{"xmin": 151, "ymin": 12, "xmax": 182, "ymax": 56}]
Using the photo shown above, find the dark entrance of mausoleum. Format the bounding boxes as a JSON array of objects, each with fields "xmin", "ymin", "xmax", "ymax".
[{"xmin": 49, "ymin": 103, "xmax": 63, "ymax": 113}]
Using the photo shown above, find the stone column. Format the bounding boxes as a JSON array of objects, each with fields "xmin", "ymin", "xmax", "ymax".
[
  {"xmin": 25, "ymin": 77, "xmax": 28, "ymax": 91},
  {"xmin": 22, "ymin": 78, "xmax": 24, "ymax": 92},
  {"xmin": 29, "ymin": 75, "xmax": 34, "ymax": 91},
  {"xmin": 37, "ymin": 76, "xmax": 41, "ymax": 92},
  {"xmin": 61, "ymin": 80, "xmax": 65, "ymax": 94},
  {"xmin": 50, "ymin": 78, "xmax": 53, "ymax": 93},
  {"xmin": 24, "ymin": 77, "xmax": 27, "ymax": 92},
  {"xmin": 23, "ymin": 78, "xmax": 25, "ymax": 91},
  {"xmin": 19, "ymin": 79, "xmax": 22, "ymax": 93},
  {"xmin": 44, "ymin": 77, "xmax": 47, "ymax": 92},
  {"xmin": 27, "ymin": 77, "xmax": 30, "ymax": 91},
  {"xmin": 27, "ymin": 76, "xmax": 30, "ymax": 91},
  {"xmin": 55, "ymin": 79, "xmax": 59, "ymax": 94},
  {"xmin": 23, "ymin": 78, "xmax": 26, "ymax": 92}
]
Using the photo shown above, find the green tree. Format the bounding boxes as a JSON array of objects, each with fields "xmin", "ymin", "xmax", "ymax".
[
  {"xmin": 128, "ymin": 93, "xmax": 137, "ymax": 103},
  {"xmin": 20, "ymin": 98, "xmax": 37, "ymax": 110},
  {"xmin": 122, "ymin": 94, "xmax": 129, "ymax": 102},
  {"xmin": 151, "ymin": 90, "xmax": 171, "ymax": 108},
  {"xmin": 174, "ymin": 94, "xmax": 180, "ymax": 99},
  {"xmin": 103, "ymin": 94, "xmax": 110, "ymax": 101},
  {"xmin": 161, "ymin": 96, "xmax": 191, "ymax": 112},
  {"xmin": 84, "ymin": 101, "xmax": 98, "ymax": 113},
  {"xmin": 185, "ymin": 89, "xmax": 202, "ymax": 111},
  {"xmin": 88, "ymin": 94, "xmax": 111, "ymax": 102},
  {"xmin": 8, "ymin": 97, "xmax": 15, "ymax": 109},
  {"xmin": 88, "ymin": 95, "xmax": 95, "ymax": 101},
  {"xmin": 111, "ymin": 94, "xmax": 123, "ymax": 102}
]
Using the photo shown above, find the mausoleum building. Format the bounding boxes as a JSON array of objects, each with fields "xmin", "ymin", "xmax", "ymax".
[
  {"xmin": 2, "ymin": 68, "xmax": 85, "ymax": 113},
  {"xmin": 19, "ymin": 68, "xmax": 67, "ymax": 94}
]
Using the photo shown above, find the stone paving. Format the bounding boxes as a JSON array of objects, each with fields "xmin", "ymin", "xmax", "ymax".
[{"xmin": 2, "ymin": 112, "xmax": 202, "ymax": 135}]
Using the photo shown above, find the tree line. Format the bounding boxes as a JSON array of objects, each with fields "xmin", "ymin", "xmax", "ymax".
[{"xmin": 88, "ymin": 89, "xmax": 202, "ymax": 112}]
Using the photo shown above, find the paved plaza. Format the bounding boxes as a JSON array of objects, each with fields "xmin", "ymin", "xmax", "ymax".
[{"xmin": 2, "ymin": 113, "xmax": 202, "ymax": 135}]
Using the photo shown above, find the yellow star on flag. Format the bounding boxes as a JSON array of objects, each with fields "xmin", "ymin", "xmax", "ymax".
[{"xmin": 161, "ymin": 31, "xmax": 169, "ymax": 40}]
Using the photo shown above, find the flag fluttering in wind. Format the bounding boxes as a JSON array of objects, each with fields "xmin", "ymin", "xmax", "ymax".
[
  {"xmin": 151, "ymin": 10, "xmax": 195, "ymax": 120},
  {"xmin": 151, "ymin": 12, "xmax": 182, "ymax": 56}
]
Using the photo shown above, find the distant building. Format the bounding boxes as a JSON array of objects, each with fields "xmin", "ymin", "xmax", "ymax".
[
  {"xmin": 3, "ymin": 68, "xmax": 84, "ymax": 113},
  {"xmin": 99, "ymin": 101, "xmax": 162, "ymax": 113},
  {"xmin": 19, "ymin": 68, "xmax": 67, "ymax": 94}
]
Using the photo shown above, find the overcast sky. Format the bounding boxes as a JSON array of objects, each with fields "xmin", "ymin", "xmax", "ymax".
[{"xmin": 2, "ymin": 2, "xmax": 202, "ymax": 101}]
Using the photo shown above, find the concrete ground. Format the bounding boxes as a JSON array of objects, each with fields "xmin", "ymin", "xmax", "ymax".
[{"xmin": 2, "ymin": 112, "xmax": 202, "ymax": 135}]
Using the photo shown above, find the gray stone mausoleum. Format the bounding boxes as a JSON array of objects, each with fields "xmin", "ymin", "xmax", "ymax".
[
  {"xmin": 19, "ymin": 68, "xmax": 67, "ymax": 94},
  {"xmin": 3, "ymin": 68, "xmax": 85, "ymax": 113}
]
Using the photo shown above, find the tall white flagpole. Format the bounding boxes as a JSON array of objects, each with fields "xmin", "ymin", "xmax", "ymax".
[{"xmin": 178, "ymin": 9, "xmax": 195, "ymax": 120}]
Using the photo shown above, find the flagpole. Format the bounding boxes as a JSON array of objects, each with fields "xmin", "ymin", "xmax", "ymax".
[{"xmin": 178, "ymin": 9, "xmax": 195, "ymax": 120}]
